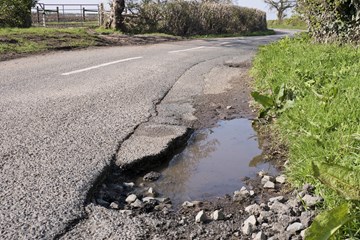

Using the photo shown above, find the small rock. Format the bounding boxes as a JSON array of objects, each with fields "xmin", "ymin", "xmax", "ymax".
[
  {"xmin": 156, "ymin": 197, "xmax": 171, "ymax": 204},
  {"xmin": 211, "ymin": 210, "xmax": 225, "ymax": 221},
  {"xmin": 125, "ymin": 194, "xmax": 137, "ymax": 204},
  {"xmin": 147, "ymin": 187, "xmax": 158, "ymax": 197},
  {"xmin": 245, "ymin": 204, "xmax": 261, "ymax": 215},
  {"xmin": 261, "ymin": 175, "xmax": 273, "ymax": 184},
  {"xmin": 253, "ymin": 231, "xmax": 266, "ymax": 240},
  {"xmin": 226, "ymin": 105, "xmax": 233, "ymax": 110},
  {"xmin": 302, "ymin": 194, "xmax": 323, "ymax": 207},
  {"xmin": 276, "ymin": 175, "xmax": 286, "ymax": 184},
  {"xmin": 130, "ymin": 199, "xmax": 143, "ymax": 208},
  {"xmin": 263, "ymin": 181, "xmax": 275, "ymax": 189},
  {"xmin": 233, "ymin": 187, "xmax": 250, "ymax": 202},
  {"xmin": 269, "ymin": 196, "xmax": 285, "ymax": 203},
  {"xmin": 286, "ymin": 222, "xmax": 304, "ymax": 233},
  {"xmin": 109, "ymin": 202, "xmax": 120, "ymax": 209},
  {"xmin": 242, "ymin": 215, "xmax": 257, "ymax": 235},
  {"xmin": 142, "ymin": 197, "xmax": 155, "ymax": 203},
  {"xmin": 143, "ymin": 171, "xmax": 161, "ymax": 182},
  {"xmin": 250, "ymin": 190, "xmax": 255, "ymax": 196},
  {"xmin": 269, "ymin": 201, "xmax": 290, "ymax": 214},
  {"xmin": 119, "ymin": 210, "xmax": 132, "ymax": 215},
  {"xmin": 300, "ymin": 230, "xmax": 306, "ymax": 238},
  {"xmin": 302, "ymin": 184, "xmax": 315, "ymax": 194},
  {"xmin": 195, "ymin": 210, "xmax": 208, "ymax": 223},
  {"xmin": 182, "ymin": 201, "xmax": 195, "ymax": 208},
  {"xmin": 258, "ymin": 170, "xmax": 267, "ymax": 177},
  {"xmin": 300, "ymin": 211, "xmax": 314, "ymax": 227},
  {"xmin": 123, "ymin": 182, "xmax": 135, "ymax": 188}
]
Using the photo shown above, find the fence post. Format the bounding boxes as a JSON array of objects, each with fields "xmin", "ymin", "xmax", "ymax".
[
  {"xmin": 56, "ymin": 7, "xmax": 60, "ymax": 23},
  {"xmin": 83, "ymin": 7, "xmax": 86, "ymax": 22},
  {"xmin": 36, "ymin": 6, "xmax": 40, "ymax": 24},
  {"xmin": 99, "ymin": 3, "xmax": 104, "ymax": 26}
]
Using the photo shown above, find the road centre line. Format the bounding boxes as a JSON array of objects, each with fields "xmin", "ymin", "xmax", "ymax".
[
  {"xmin": 168, "ymin": 46, "xmax": 206, "ymax": 54},
  {"xmin": 61, "ymin": 56, "xmax": 143, "ymax": 76}
]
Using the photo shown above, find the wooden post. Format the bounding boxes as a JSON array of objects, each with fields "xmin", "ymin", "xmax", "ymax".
[
  {"xmin": 37, "ymin": 6, "xmax": 40, "ymax": 24},
  {"xmin": 42, "ymin": 11, "xmax": 46, "ymax": 27},
  {"xmin": 83, "ymin": 7, "xmax": 86, "ymax": 22},
  {"xmin": 99, "ymin": 3, "xmax": 104, "ymax": 26},
  {"xmin": 56, "ymin": 7, "xmax": 60, "ymax": 23}
]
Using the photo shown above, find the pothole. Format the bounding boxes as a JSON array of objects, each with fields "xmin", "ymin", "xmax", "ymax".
[
  {"xmin": 90, "ymin": 118, "xmax": 278, "ymax": 212},
  {"xmin": 137, "ymin": 118, "xmax": 278, "ymax": 206}
]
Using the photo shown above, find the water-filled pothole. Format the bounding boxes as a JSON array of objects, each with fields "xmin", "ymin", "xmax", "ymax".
[{"xmin": 137, "ymin": 119, "xmax": 278, "ymax": 205}]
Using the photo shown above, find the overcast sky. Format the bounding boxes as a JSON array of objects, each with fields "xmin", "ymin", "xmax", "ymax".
[{"xmin": 39, "ymin": 0, "xmax": 280, "ymax": 20}]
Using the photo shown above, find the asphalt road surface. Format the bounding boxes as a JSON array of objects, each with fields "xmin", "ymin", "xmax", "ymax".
[{"xmin": 0, "ymin": 30, "xmax": 293, "ymax": 239}]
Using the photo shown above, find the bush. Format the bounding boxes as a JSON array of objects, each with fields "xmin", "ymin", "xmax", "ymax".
[
  {"xmin": 123, "ymin": 0, "xmax": 267, "ymax": 36},
  {"xmin": 0, "ymin": 0, "xmax": 36, "ymax": 28},
  {"xmin": 297, "ymin": 0, "xmax": 360, "ymax": 43}
]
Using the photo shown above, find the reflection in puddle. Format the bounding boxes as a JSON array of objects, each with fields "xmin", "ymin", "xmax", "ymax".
[{"xmin": 138, "ymin": 119, "xmax": 277, "ymax": 205}]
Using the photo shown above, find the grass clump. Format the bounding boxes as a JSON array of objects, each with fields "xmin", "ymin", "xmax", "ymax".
[
  {"xmin": 251, "ymin": 34, "xmax": 360, "ymax": 238},
  {"xmin": 267, "ymin": 15, "xmax": 307, "ymax": 30},
  {"xmin": 0, "ymin": 27, "xmax": 98, "ymax": 55}
]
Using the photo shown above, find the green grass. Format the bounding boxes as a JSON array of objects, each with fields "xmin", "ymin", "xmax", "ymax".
[
  {"xmin": 251, "ymin": 34, "xmax": 360, "ymax": 238},
  {"xmin": 267, "ymin": 19, "xmax": 307, "ymax": 30},
  {"xmin": 0, "ymin": 27, "xmax": 99, "ymax": 55}
]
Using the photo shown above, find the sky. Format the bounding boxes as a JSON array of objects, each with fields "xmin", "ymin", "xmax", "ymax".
[{"xmin": 39, "ymin": 0, "xmax": 279, "ymax": 20}]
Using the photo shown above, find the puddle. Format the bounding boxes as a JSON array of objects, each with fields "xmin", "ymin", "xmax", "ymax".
[{"xmin": 137, "ymin": 119, "xmax": 278, "ymax": 205}]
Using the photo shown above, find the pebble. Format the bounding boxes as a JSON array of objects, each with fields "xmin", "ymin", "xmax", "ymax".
[
  {"xmin": 182, "ymin": 201, "xmax": 195, "ymax": 208},
  {"xmin": 253, "ymin": 231, "xmax": 266, "ymax": 240},
  {"xmin": 258, "ymin": 170, "xmax": 267, "ymax": 177},
  {"xmin": 286, "ymin": 222, "xmax": 304, "ymax": 233},
  {"xmin": 263, "ymin": 181, "xmax": 275, "ymax": 189},
  {"xmin": 211, "ymin": 210, "xmax": 225, "ymax": 221},
  {"xmin": 125, "ymin": 194, "xmax": 137, "ymax": 204},
  {"xmin": 143, "ymin": 171, "xmax": 161, "ymax": 182},
  {"xmin": 123, "ymin": 182, "xmax": 135, "ymax": 188},
  {"xmin": 147, "ymin": 187, "xmax": 158, "ymax": 197},
  {"xmin": 302, "ymin": 194, "xmax": 323, "ymax": 207},
  {"xmin": 269, "ymin": 196, "xmax": 285, "ymax": 203},
  {"xmin": 276, "ymin": 175, "xmax": 286, "ymax": 184},
  {"xmin": 195, "ymin": 210, "xmax": 208, "ymax": 223},
  {"xmin": 142, "ymin": 197, "xmax": 155, "ymax": 203},
  {"xmin": 245, "ymin": 204, "xmax": 261, "ymax": 215},
  {"xmin": 130, "ymin": 199, "xmax": 143, "ymax": 208},
  {"xmin": 226, "ymin": 105, "xmax": 233, "ymax": 110},
  {"xmin": 109, "ymin": 202, "xmax": 120, "ymax": 209},
  {"xmin": 242, "ymin": 215, "xmax": 257, "ymax": 235}
]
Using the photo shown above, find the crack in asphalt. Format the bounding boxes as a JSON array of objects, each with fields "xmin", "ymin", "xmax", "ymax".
[{"xmin": 52, "ymin": 57, "xmax": 215, "ymax": 239}]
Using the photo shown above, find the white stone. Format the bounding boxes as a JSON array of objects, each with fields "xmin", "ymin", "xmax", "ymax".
[
  {"xmin": 142, "ymin": 197, "xmax": 155, "ymax": 203},
  {"xmin": 226, "ymin": 105, "xmax": 233, "ymax": 110},
  {"xmin": 302, "ymin": 194, "xmax": 323, "ymax": 207},
  {"xmin": 130, "ymin": 199, "xmax": 143, "ymax": 208},
  {"xmin": 195, "ymin": 210, "xmax": 207, "ymax": 223},
  {"xmin": 258, "ymin": 170, "xmax": 267, "ymax": 177},
  {"xmin": 245, "ymin": 204, "xmax": 261, "ymax": 215},
  {"xmin": 119, "ymin": 210, "xmax": 132, "ymax": 215},
  {"xmin": 123, "ymin": 182, "xmax": 135, "ymax": 188},
  {"xmin": 263, "ymin": 181, "xmax": 275, "ymax": 189},
  {"xmin": 286, "ymin": 222, "xmax": 304, "ymax": 233},
  {"xmin": 269, "ymin": 196, "xmax": 285, "ymax": 203},
  {"xmin": 275, "ymin": 175, "xmax": 286, "ymax": 184},
  {"xmin": 125, "ymin": 194, "xmax": 137, "ymax": 204},
  {"xmin": 242, "ymin": 215, "xmax": 257, "ymax": 235},
  {"xmin": 109, "ymin": 202, "xmax": 119, "ymax": 209},
  {"xmin": 250, "ymin": 190, "xmax": 255, "ymax": 196},
  {"xmin": 253, "ymin": 231, "xmax": 266, "ymax": 240},
  {"xmin": 182, "ymin": 201, "xmax": 195, "ymax": 208},
  {"xmin": 211, "ymin": 210, "xmax": 225, "ymax": 221}
]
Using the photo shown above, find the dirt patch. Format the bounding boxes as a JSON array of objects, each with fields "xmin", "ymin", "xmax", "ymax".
[{"xmin": 193, "ymin": 61, "xmax": 255, "ymax": 129}]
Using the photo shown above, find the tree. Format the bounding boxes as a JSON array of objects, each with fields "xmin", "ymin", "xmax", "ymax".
[
  {"xmin": 264, "ymin": 0, "xmax": 296, "ymax": 22},
  {"xmin": 0, "ymin": 0, "xmax": 37, "ymax": 27},
  {"xmin": 108, "ymin": 0, "xmax": 126, "ymax": 30}
]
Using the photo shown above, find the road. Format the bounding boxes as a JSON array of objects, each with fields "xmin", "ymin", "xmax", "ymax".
[{"xmin": 0, "ymin": 30, "xmax": 291, "ymax": 239}]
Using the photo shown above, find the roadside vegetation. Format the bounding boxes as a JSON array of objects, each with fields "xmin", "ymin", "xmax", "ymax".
[
  {"xmin": 251, "ymin": 30, "xmax": 360, "ymax": 240},
  {"xmin": 251, "ymin": 1, "xmax": 360, "ymax": 238},
  {"xmin": 267, "ymin": 15, "xmax": 307, "ymax": 30}
]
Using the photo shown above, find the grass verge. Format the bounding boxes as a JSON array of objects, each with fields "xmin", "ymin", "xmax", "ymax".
[
  {"xmin": 267, "ymin": 19, "xmax": 307, "ymax": 30},
  {"xmin": 251, "ymin": 34, "xmax": 360, "ymax": 238},
  {"xmin": 0, "ymin": 27, "xmax": 100, "ymax": 55}
]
